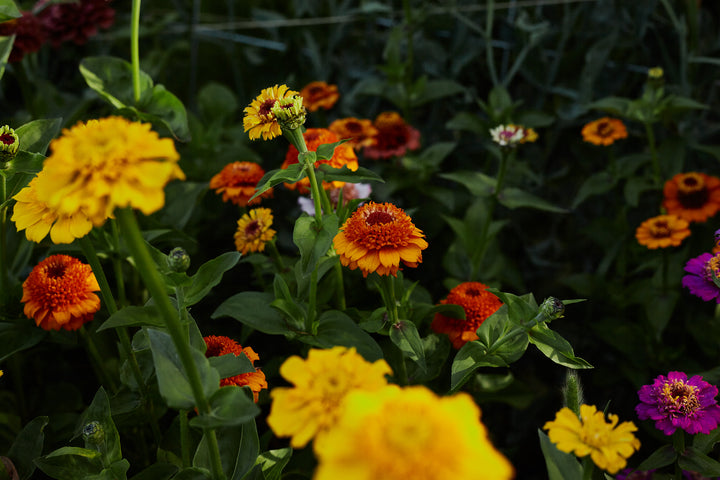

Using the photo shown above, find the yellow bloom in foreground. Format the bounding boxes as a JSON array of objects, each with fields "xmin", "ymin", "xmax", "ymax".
[
  {"xmin": 234, "ymin": 207, "xmax": 276, "ymax": 255},
  {"xmin": 543, "ymin": 404, "xmax": 640, "ymax": 474},
  {"xmin": 243, "ymin": 84, "xmax": 299, "ymax": 141},
  {"xmin": 34, "ymin": 117, "xmax": 184, "ymax": 227},
  {"xmin": 313, "ymin": 386, "xmax": 515, "ymax": 480},
  {"xmin": 267, "ymin": 347, "xmax": 392, "ymax": 449}
]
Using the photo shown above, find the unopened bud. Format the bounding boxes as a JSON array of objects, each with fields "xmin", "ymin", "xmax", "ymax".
[
  {"xmin": 271, "ymin": 95, "xmax": 307, "ymax": 130},
  {"xmin": 167, "ymin": 247, "xmax": 190, "ymax": 273},
  {"xmin": 539, "ymin": 297, "xmax": 565, "ymax": 321},
  {"xmin": 82, "ymin": 421, "xmax": 104, "ymax": 445},
  {"xmin": 0, "ymin": 126, "xmax": 19, "ymax": 164}
]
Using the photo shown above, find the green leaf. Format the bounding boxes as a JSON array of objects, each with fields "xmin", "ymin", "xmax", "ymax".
[
  {"xmin": 133, "ymin": 84, "xmax": 191, "ymax": 142},
  {"xmin": 299, "ymin": 310, "xmax": 384, "ymax": 362},
  {"xmin": 79, "ymin": 56, "xmax": 153, "ymax": 109},
  {"xmin": 80, "ymin": 387, "xmax": 123, "ymax": 466},
  {"xmin": 635, "ymin": 445, "xmax": 677, "ymax": 472},
  {"xmin": 212, "ymin": 292, "xmax": 293, "ymax": 335},
  {"xmin": 208, "ymin": 353, "xmax": 255, "ymax": 379},
  {"xmin": 293, "ymin": 214, "xmax": 338, "ymax": 276},
  {"xmin": 405, "ymin": 334, "xmax": 450, "ymax": 384},
  {"xmin": 34, "ymin": 447, "xmax": 104, "ymax": 480},
  {"xmin": 198, "ymin": 82, "xmax": 238, "ymax": 121},
  {"xmin": 679, "ymin": 447, "xmax": 720, "ymax": 477},
  {"xmin": 183, "ymin": 252, "xmax": 240, "ymax": 306},
  {"xmin": 7, "ymin": 416, "xmax": 48, "ymax": 480},
  {"xmin": 586, "ymin": 96, "xmax": 631, "ymax": 116},
  {"xmin": 316, "ymin": 164, "xmax": 385, "ymax": 183},
  {"xmin": 0, "ymin": 320, "xmax": 46, "ymax": 362},
  {"xmin": 489, "ymin": 290, "xmax": 539, "ymax": 325},
  {"xmin": 253, "ymin": 448, "xmax": 292, "ymax": 480},
  {"xmin": 98, "ymin": 305, "xmax": 163, "ymax": 331},
  {"xmin": 571, "ymin": 172, "xmax": 617, "ymax": 209},
  {"xmin": 409, "ymin": 79, "xmax": 465, "ymax": 107},
  {"xmin": 488, "ymin": 85, "xmax": 513, "ymax": 115},
  {"xmin": 15, "ymin": 118, "xmax": 62, "ymax": 155},
  {"xmin": 174, "ymin": 468, "xmax": 212, "ymax": 480},
  {"xmin": 90, "ymin": 460, "xmax": 130, "ymax": 480},
  {"xmin": 0, "ymin": 1, "xmax": 21, "ymax": 22},
  {"xmin": 389, "ymin": 320, "xmax": 427, "ymax": 373},
  {"xmin": 194, "ymin": 421, "xmax": 259, "ymax": 480},
  {"xmin": 498, "ymin": 188, "xmax": 568, "ymax": 213},
  {"xmin": 251, "ymin": 163, "xmax": 306, "ymax": 201},
  {"xmin": 439, "ymin": 171, "xmax": 496, "ymax": 197},
  {"xmin": 3, "ymin": 150, "xmax": 45, "ymax": 176},
  {"xmin": 693, "ymin": 427, "xmax": 720, "ymax": 455},
  {"xmin": 0, "ymin": 34, "xmax": 13, "ymax": 81},
  {"xmin": 644, "ymin": 290, "xmax": 678, "ymax": 340},
  {"xmin": 528, "ymin": 324, "xmax": 593, "ymax": 369},
  {"xmin": 315, "ymin": 139, "xmax": 348, "ymax": 160},
  {"xmin": 538, "ymin": 430, "xmax": 583, "ymax": 480},
  {"xmin": 445, "ymin": 112, "xmax": 485, "ymax": 134},
  {"xmin": 129, "ymin": 464, "xmax": 178, "ymax": 480},
  {"xmin": 189, "ymin": 386, "xmax": 260, "ymax": 429}
]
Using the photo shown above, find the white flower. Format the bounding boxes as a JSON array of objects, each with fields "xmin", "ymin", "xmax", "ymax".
[{"xmin": 490, "ymin": 124, "xmax": 524, "ymax": 147}]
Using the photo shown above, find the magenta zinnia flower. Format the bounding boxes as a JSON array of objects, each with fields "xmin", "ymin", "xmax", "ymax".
[
  {"xmin": 36, "ymin": 0, "xmax": 115, "ymax": 47},
  {"xmin": 636, "ymin": 371, "xmax": 720, "ymax": 435},
  {"xmin": 682, "ymin": 252, "xmax": 720, "ymax": 303}
]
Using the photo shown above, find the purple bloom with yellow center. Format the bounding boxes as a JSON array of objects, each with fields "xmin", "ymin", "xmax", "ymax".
[
  {"xmin": 682, "ymin": 252, "xmax": 720, "ymax": 303},
  {"xmin": 636, "ymin": 371, "xmax": 720, "ymax": 435}
]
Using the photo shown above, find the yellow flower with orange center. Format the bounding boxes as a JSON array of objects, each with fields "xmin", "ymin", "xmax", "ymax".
[
  {"xmin": 299, "ymin": 81, "xmax": 339, "ymax": 112},
  {"xmin": 663, "ymin": 172, "xmax": 720, "ymax": 223},
  {"xmin": 313, "ymin": 385, "xmax": 515, "ymax": 480},
  {"xmin": 333, "ymin": 202, "xmax": 428, "ymax": 277},
  {"xmin": 581, "ymin": 117, "xmax": 628, "ymax": 146},
  {"xmin": 328, "ymin": 117, "xmax": 378, "ymax": 151},
  {"xmin": 243, "ymin": 84, "xmax": 298, "ymax": 141},
  {"xmin": 203, "ymin": 335, "xmax": 268, "ymax": 402},
  {"xmin": 209, "ymin": 161, "xmax": 272, "ymax": 207},
  {"xmin": 281, "ymin": 128, "xmax": 358, "ymax": 194},
  {"xmin": 234, "ymin": 207, "xmax": 276, "ymax": 255},
  {"xmin": 431, "ymin": 282, "xmax": 503, "ymax": 349},
  {"xmin": 267, "ymin": 347, "xmax": 392, "ymax": 449},
  {"xmin": 635, "ymin": 214, "xmax": 690, "ymax": 249},
  {"xmin": 21, "ymin": 254, "xmax": 101, "ymax": 331}
]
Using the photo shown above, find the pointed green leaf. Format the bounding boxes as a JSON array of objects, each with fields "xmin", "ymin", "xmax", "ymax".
[
  {"xmin": 184, "ymin": 252, "xmax": 240, "ymax": 306},
  {"xmin": 315, "ymin": 139, "xmax": 349, "ymax": 160},
  {"xmin": 80, "ymin": 387, "xmax": 123, "ymax": 466},
  {"xmin": 212, "ymin": 292, "xmax": 292, "ymax": 335},
  {"xmin": 189, "ymin": 386, "xmax": 260, "ymax": 429},
  {"xmin": 635, "ymin": 445, "xmax": 677, "ymax": 472},
  {"xmin": 389, "ymin": 320, "xmax": 427, "ymax": 373},
  {"xmin": 98, "ymin": 305, "xmax": 163, "ymax": 331},
  {"xmin": 0, "ymin": 320, "xmax": 46, "ymax": 363},
  {"xmin": 498, "ymin": 188, "xmax": 568, "ymax": 213},
  {"xmin": 293, "ymin": 214, "xmax": 338, "ymax": 276},
  {"xmin": 194, "ymin": 421, "xmax": 259, "ymax": 480},
  {"xmin": 15, "ymin": 118, "xmax": 62, "ymax": 155},
  {"xmin": 679, "ymin": 446, "xmax": 720, "ymax": 477},
  {"xmin": 254, "ymin": 448, "xmax": 292, "ymax": 480},
  {"xmin": 208, "ymin": 353, "xmax": 255, "ymax": 379},
  {"xmin": 7, "ymin": 416, "xmax": 48, "ymax": 480},
  {"xmin": 439, "ymin": 171, "xmax": 496, "ymax": 197},
  {"xmin": 0, "ymin": 34, "xmax": 13, "ymax": 81},
  {"xmin": 316, "ymin": 164, "xmax": 384, "ymax": 183},
  {"xmin": 250, "ymin": 163, "xmax": 306, "ymax": 201},
  {"xmin": 79, "ymin": 56, "xmax": 153, "ymax": 109},
  {"xmin": 0, "ymin": 0, "xmax": 21, "ymax": 22},
  {"xmin": 34, "ymin": 447, "xmax": 103, "ymax": 480},
  {"xmin": 538, "ymin": 430, "xmax": 583, "ymax": 480},
  {"xmin": 528, "ymin": 324, "xmax": 593, "ymax": 369},
  {"xmin": 299, "ymin": 310, "xmax": 384, "ymax": 362}
]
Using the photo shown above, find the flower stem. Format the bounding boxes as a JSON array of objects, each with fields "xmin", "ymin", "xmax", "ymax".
[
  {"xmin": 79, "ymin": 326, "xmax": 118, "ymax": 393},
  {"xmin": 644, "ymin": 121, "xmax": 661, "ymax": 188},
  {"xmin": 267, "ymin": 240, "xmax": 286, "ymax": 271},
  {"xmin": 179, "ymin": 409, "xmax": 191, "ymax": 468},
  {"xmin": 333, "ymin": 261, "xmax": 346, "ymax": 310},
  {"xmin": 381, "ymin": 275, "xmax": 399, "ymax": 325},
  {"xmin": 130, "ymin": 0, "xmax": 142, "ymax": 104},
  {"xmin": 0, "ymin": 172, "xmax": 7, "ymax": 296}
]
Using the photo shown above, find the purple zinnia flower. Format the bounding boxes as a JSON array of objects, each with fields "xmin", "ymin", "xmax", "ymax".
[
  {"xmin": 636, "ymin": 371, "xmax": 720, "ymax": 436},
  {"xmin": 682, "ymin": 252, "xmax": 720, "ymax": 303},
  {"xmin": 616, "ymin": 468, "xmax": 656, "ymax": 480}
]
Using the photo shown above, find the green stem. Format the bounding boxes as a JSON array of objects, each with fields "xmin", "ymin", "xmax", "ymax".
[
  {"xmin": 110, "ymin": 220, "xmax": 127, "ymax": 306},
  {"xmin": 267, "ymin": 240, "xmax": 286, "ymax": 271},
  {"xmin": 484, "ymin": 0, "xmax": 499, "ymax": 86},
  {"xmin": 115, "ymin": 208, "xmax": 226, "ymax": 480},
  {"xmin": 79, "ymin": 326, "xmax": 118, "ymax": 393},
  {"xmin": 307, "ymin": 267, "xmax": 318, "ymax": 335},
  {"xmin": 179, "ymin": 409, "xmax": 191, "ymax": 468},
  {"xmin": 672, "ymin": 430, "xmax": 686, "ymax": 479},
  {"xmin": 644, "ymin": 122, "xmax": 661, "ymax": 188},
  {"xmin": 130, "ymin": 0, "xmax": 142, "ymax": 103},
  {"xmin": 333, "ymin": 261, "xmax": 346, "ymax": 310},
  {"xmin": 0, "ymin": 173, "xmax": 7, "ymax": 295},
  {"xmin": 381, "ymin": 275, "xmax": 399, "ymax": 325}
]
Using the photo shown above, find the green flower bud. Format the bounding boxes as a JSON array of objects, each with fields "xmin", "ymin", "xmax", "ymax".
[
  {"xmin": 0, "ymin": 125, "xmax": 19, "ymax": 164},
  {"xmin": 647, "ymin": 66, "xmax": 664, "ymax": 79},
  {"xmin": 271, "ymin": 94, "xmax": 307, "ymax": 131},
  {"xmin": 82, "ymin": 421, "xmax": 104, "ymax": 445},
  {"xmin": 539, "ymin": 297, "xmax": 565, "ymax": 322},
  {"xmin": 167, "ymin": 247, "xmax": 191, "ymax": 273}
]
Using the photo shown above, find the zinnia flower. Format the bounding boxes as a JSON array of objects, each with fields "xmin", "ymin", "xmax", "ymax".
[
  {"xmin": 581, "ymin": 117, "xmax": 628, "ymax": 146},
  {"xmin": 36, "ymin": 0, "xmax": 115, "ymax": 47},
  {"xmin": 313, "ymin": 385, "xmax": 515, "ymax": 480},
  {"xmin": 21, "ymin": 254, "xmax": 101, "ymax": 331},
  {"xmin": 333, "ymin": 202, "xmax": 428, "ymax": 277},
  {"xmin": 489, "ymin": 124, "xmax": 525, "ymax": 147},
  {"xmin": 682, "ymin": 252, "xmax": 720, "ymax": 303},
  {"xmin": 209, "ymin": 161, "xmax": 272, "ymax": 206},
  {"xmin": 281, "ymin": 128, "xmax": 358, "ymax": 194},
  {"xmin": 431, "ymin": 282, "xmax": 503, "ymax": 349},
  {"xmin": 33, "ymin": 117, "xmax": 184, "ymax": 228},
  {"xmin": 0, "ymin": 11, "xmax": 45, "ymax": 63},
  {"xmin": 203, "ymin": 335, "xmax": 267, "ymax": 402},
  {"xmin": 243, "ymin": 84, "xmax": 298, "ymax": 141},
  {"xmin": 363, "ymin": 112, "xmax": 420, "ymax": 160},
  {"xmin": 299, "ymin": 81, "xmax": 339, "ymax": 112},
  {"xmin": 544, "ymin": 404, "xmax": 640, "ymax": 474},
  {"xmin": 328, "ymin": 117, "xmax": 378, "ymax": 151},
  {"xmin": 234, "ymin": 207, "xmax": 276, "ymax": 255},
  {"xmin": 663, "ymin": 172, "xmax": 720, "ymax": 223},
  {"xmin": 635, "ymin": 214, "xmax": 690, "ymax": 249},
  {"xmin": 636, "ymin": 371, "xmax": 720, "ymax": 435},
  {"xmin": 267, "ymin": 346, "xmax": 392, "ymax": 449}
]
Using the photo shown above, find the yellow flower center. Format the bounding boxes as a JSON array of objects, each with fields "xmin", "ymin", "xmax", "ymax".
[
  {"xmin": 579, "ymin": 427, "xmax": 610, "ymax": 449},
  {"xmin": 660, "ymin": 380, "xmax": 700, "ymax": 416},
  {"xmin": 703, "ymin": 254, "xmax": 720, "ymax": 283}
]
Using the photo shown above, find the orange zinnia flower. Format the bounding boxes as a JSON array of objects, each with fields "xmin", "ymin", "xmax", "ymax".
[
  {"xmin": 431, "ymin": 282, "xmax": 502, "ymax": 349},
  {"xmin": 663, "ymin": 172, "xmax": 720, "ymax": 223},
  {"xmin": 333, "ymin": 202, "xmax": 428, "ymax": 277},
  {"xmin": 635, "ymin": 215, "xmax": 690, "ymax": 249},
  {"xmin": 300, "ymin": 81, "xmax": 339, "ymax": 112},
  {"xmin": 363, "ymin": 112, "xmax": 420, "ymax": 160},
  {"xmin": 281, "ymin": 128, "xmax": 359, "ymax": 194},
  {"xmin": 21, "ymin": 254, "xmax": 101, "ymax": 331},
  {"xmin": 204, "ymin": 335, "xmax": 268, "ymax": 402},
  {"xmin": 209, "ymin": 161, "xmax": 272, "ymax": 206},
  {"xmin": 581, "ymin": 117, "xmax": 628, "ymax": 146},
  {"xmin": 329, "ymin": 118, "xmax": 378, "ymax": 151}
]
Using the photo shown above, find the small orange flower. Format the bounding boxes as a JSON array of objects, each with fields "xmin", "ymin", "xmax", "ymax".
[
  {"xmin": 21, "ymin": 254, "xmax": 101, "ymax": 331},
  {"xmin": 329, "ymin": 118, "xmax": 378, "ymax": 151},
  {"xmin": 204, "ymin": 335, "xmax": 268, "ymax": 402},
  {"xmin": 635, "ymin": 215, "xmax": 690, "ymax": 249},
  {"xmin": 209, "ymin": 162, "xmax": 272, "ymax": 207},
  {"xmin": 431, "ymin": 282, "xmax": 502, "ymax": 349},
  {"xmin": 364, "ymin": 112, "xmax": 420, "ymax": 160},
  {"xmin": 299, "ymin": 81, "xmax": 339, "ymax": 112},
  {"xmin": 333, "ymin": 202, "xmax": 428, "ymax": 277},
  {"xmin": 663, "ymin": 172, "xmax": 720, "ymax": 223},
  {"xmin": 281, "ymin": 128, "xmax": 359, "ymax": 194},
  {"xmin": 581, "ymin": 117, "xmax": 628, "ymax": 146}
]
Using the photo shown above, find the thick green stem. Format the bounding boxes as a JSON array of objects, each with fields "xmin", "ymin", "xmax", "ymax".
[
  {"xmin": 179, "ymin": 409, "xmax": 191, "ymax": 468},
  {"xmin": 382, "ymin": 275, "xmax": 399, "ymax": 325},
  {"xmin": 110, "ymin": 220, "xmax": 127, "ymax": 306},
  {"xmin": 130, "ymin": 0, "xmax": 142, "ymax": 103},
  {"xmin": 644, "ymin": 122, "xmax": 661, "ymax": 188},
  {"xmin": 333, "ymin": 261, "xmax": 346, "ymax": 310},
  {"xmin": 267, "ymin": 239, "xmax": 286, "ymax": 271},
  {"xmin": 307, "ymin": 267, "xmax": 318, "ymax": 335}
]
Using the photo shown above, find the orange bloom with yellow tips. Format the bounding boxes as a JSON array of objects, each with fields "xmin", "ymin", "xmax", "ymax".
[
  {"xmin": 21, "ymin": 254, "xmax": 101, "ymax": 331},
  {"xmin": 663, "ymin": 172, "xmax": 720, "ymax": 223},
  {"xmin": 203, "ymin": 335, "xmax": 268, "ymax": 402},
  {"xmin": 299, "ymin": 81, "xmax": 339, "ymax": 112},
  {"xmin": 281, "ymin": 128, "xmax": 358, "ymax": 194},
  {"xmin": 243, "ymin": 84, "xmax": 298, "ymax": 141},
  {"xmin": 581, "ymin": 117, "xmax": 628, "ymax": 146},
  {"xmin": 209, "ymin": 161, "xmax": 272, "ymax": 207},
  {"xmin": 329, "ymin": 117, "xmax": 378, "ymax": 151},
  {"xmin": 234, "ymin": 207, "xmax": 276, "ymax": 255},
  {"xmin": 635, "ymin": 214, "xmax": 690, "ymax": 249},
  {"xmin": 431, "ymin": 282, "xmax": 503, "ymax": 349},
  {"xmin": 333, "ymin": 202, "xmax": 428, "ymax": 277}
]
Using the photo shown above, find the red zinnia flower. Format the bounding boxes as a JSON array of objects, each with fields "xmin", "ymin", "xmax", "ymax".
[
  {"xmin": 204, "ymin": 335, "xmax": 268, "ymax": 402},
  {"xmin": 0, "ymin": 11, "xmax": 45, "ymax": 63},
  {"xmin": 363, "ymin": 112, "xmax": 420, "ymax": 160},
  {"xmin": 209, "ymin": 161, "xmax": 272, "ymax": 206},
  {"xmin": 36, "ymin": 0, "xmax": 115, "ymax": 47},
  {"xmin": 431, "ymin": 282, "xmax": 502, "ymax": 349},
  {"xmin": 663, "ymin": 172, "xmax": 720, "ymax": 223}
]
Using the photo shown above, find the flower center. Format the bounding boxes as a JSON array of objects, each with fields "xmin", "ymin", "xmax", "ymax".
[
  {"xmin": 677, "ymin": 173, "xmax": 709, "ymax": 209},
  {"xmin": 703, "ymin": 254, "xmax": 720, "ymax": 283},
  {"xmin": 579, "ymin": 426, "xmax": 610, "ymax": 448},
  {"xmin": 258, "ymin": 99, "xmax": 276, "ymax": 117},
  {"xmin": 465, "ymin": 287, "xmax": 482, "ymax": 297},
  {"xmin": 345, "ymin": 121, "xmax": 362, "ymax": 133},
  {"xmin": 596, "ymin": 121, "xmax": 611, "ymax": 137},
  {"xmin": 245, "ymin": 220, "xmax": 261, "ymax": 238},
  {"xmin": 649, "ymin": 220, "xmax": 671, "ymax": 238},
  {"xmin": 46, "ymin": 263, "xmax": 67, "ymax": 279},
  {"xmin": 366, "ymin": 211, "xmax": 394, "ymax": 225},
  {"xmin": 659, "ymin": 380, "xmax": 700, "ymax": 417},
  {"xmin": 0, "ymin": 133, "xmax": 14, "ymax": 145}
]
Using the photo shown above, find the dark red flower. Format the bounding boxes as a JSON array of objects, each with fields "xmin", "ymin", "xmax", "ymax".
[
  {"xmin": 36, "ymin": 0, "xmax": 115, "ymax": 47},
  {"xmin": 0, "ymin": 12, "xmax": 45, "ymax": 63}
]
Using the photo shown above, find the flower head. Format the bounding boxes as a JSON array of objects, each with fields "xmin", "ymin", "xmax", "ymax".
[
  {"xmin": 234, "ymin": 207, "xmax": 276, "ymax": 255},
  {"xmin": 363, "ymin": 112, "xmax": 420, "ymax": 160},
  {"xmin": 36, "ymin": 0, "xmax": 115, "ymax": 47},
  {"xmin": 682, "ymin": 252, "xmax": 720, "ymax": 303},
  {"xmin": 271, "ymin": 94, "xmax": 307, "ymax": 130},
  {"xmin": 581, "ymin": 117, "xmax": 628, "ymax": 146},
  {"xmin": 490, "ymin": 124, "xmax": 525, "ymax": 147},
  {"xmin": 333, "ymin": 202, "xmax": 428, "ymax": 277},
  {"xmin": 267, "ymin": 346, "xmax": 392, "ymax": 449},
  {"xmin": 243, "ymin": 84, "xmax": 299, "ymax": 141},
  {"xmin": 636, "ymin": 371, "xmax": 720, "ymax": 435},
  {"xmin": 0, "ymin": 125, "xmax": 19, "ymax": 161},
  {"xmin": 209, "ymin": 162, "xmax": 272, "ymax": 207},
  {"xmin": 313, "ymin": 385, "xmax": 514, "ymax": 480},
  {"xmin": 431, "ymin": 282, "xmax": 503, "ymax": 349},
  {"xmin": 663, "ymin": 172, "xmax": 720, "ymax": 223},
  {"xmin": 635, "ymin": 214, "xmax": 690, "ymax": 249},
  {"xmin": 203, "ymin": 335, "xmax": 267, "ymax": 402},
  {"xmin": 21, "ymin": 254, "xmax": 101, "ymax": 331},
  {"xmin": 34, "ymin": 117, "xmax": 183, "ymax": 228},
  {"xmin": 328, "ymin": 117, "xmax": 378, "ymax": 151},
  {"xmin": 0, "ymin": 11, "xmax": 45, "ymax": 63},
  {"xmin": 544, "ymin": 404, "xmax": 640, "ymax": 474},
  {"xmin": 299, "ymin": 81, "xmax": 339, "ymax": 112},
  {"xmin": 281, "ymin": 128, "xmax": 358, "ymax": 194}
]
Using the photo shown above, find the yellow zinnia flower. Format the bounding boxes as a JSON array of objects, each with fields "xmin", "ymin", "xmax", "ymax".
[
  {"xmin": 33, "ymin": 117, "xmax": 184, "ymax": 227},
  {"xmin": 543, "ymin": 404, "xmax": 640, "ymax": 474},
  {"xmin": 267, "ymin": 347, "xmax": 392, "ymax": 449},
  {"xmin": 234, "ymin": 207, "xmax": 276, "ymax": 255},
  {"xmin": 313, "ymin": 385, "xmax": 515, "ymax": 480},
  {"xmin": 243, "ymin": 84, "xmax": 299, "ymax": 141}
]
